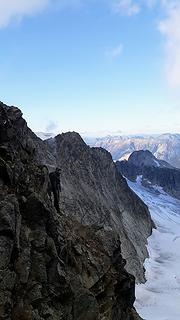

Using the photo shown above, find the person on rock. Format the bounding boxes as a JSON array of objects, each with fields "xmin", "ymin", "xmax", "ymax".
[{"xmin": 49, "ymin": 168, "xmax": 61, "ymax": 213}]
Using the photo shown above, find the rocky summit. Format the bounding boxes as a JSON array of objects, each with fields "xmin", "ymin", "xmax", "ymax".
[
  {"xmin": 0, "ymin": 102, "xmax": 153, "ymax": 320},
  {"xmin": 116, "ymin": 150, "xmax": 180, "ymax": 199}
]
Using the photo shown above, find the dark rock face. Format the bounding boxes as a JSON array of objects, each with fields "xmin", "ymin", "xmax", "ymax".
[
  {"xmin": 116, "ymin": 150, "xmax": 180, "ymax": 199},
  {"xmin": 0, "ymin": 102, "xmax": 143, "ymax": 319},
  {"xmin": 127, "ymin": 150, "xmax": 173, "ymax": 169},
  {"xmin": 46, "ymin": 133, "xmax": 153, "ymax": 283}
]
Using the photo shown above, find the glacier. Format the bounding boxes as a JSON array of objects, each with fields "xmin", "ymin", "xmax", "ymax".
[{"xmin": 128, "ymin": 178, "xmax": 180, "ymax": 320}]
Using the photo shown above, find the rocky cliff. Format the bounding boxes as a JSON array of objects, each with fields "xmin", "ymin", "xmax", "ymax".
[
  {"xmin": 0, "ymin": 101, "xmax": 152, "ymax": 319},
  {"xmin": 46, "ymin": 134, "xmax": 153, "ymax": 283},
  {"xmin": 116, "ymin": 150, "xmax": 180, "ymax": 199}
]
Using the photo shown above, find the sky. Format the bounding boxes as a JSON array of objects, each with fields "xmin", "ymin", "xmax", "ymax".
[{"xmin": 0, "ymin": 0, "xmax": 180, "ymax": 136}]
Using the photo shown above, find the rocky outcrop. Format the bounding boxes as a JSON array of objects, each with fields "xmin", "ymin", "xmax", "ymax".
[
  {"xmin": 46, "ymin": 133, "xmax": 153, "ymax": 283},
  {"xmin": 0, "ymin": 101, "xmax": 143, "ymax": 319},
  {"xmin": 126, "ymin": 150, "xmax": 173, "ymax": 169},
  {"xmin": 116, "ymin": 150, "xmax": 180, "ymax": 199}
]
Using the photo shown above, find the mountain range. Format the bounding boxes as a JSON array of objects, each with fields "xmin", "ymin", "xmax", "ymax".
[{"xmin": 91, "ymin": 133, "xmax": 180, "ymax": 169}]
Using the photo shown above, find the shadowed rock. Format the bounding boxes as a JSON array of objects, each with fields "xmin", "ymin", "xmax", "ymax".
[
  {"xmin": 0, "ymin": 101, "xmax": 143, "ymax": 319},
  {"xmin": 46, "ymin": 132, "xmax": 153, "ymax": 282}
]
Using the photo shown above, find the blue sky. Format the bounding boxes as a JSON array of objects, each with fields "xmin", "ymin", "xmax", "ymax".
[{"xmin": 0, "ymin": 0, "xmax": 180, "ymax": 135}]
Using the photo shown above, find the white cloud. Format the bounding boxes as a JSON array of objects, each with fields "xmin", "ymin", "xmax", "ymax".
[
  {"xmin": 113, "ymin": 0, "xmax": 180, "ymax": 88},
  {"xmin": 0, "ymin": 0, "xmax": 86, "ymax": 27},
  {"xmin": 0, "ymin": 0, "xmax": 50, "ymax": 27},
  {"xmin": 1, "ymin": 0, "xmax": 180, "ymax": 90},
  {"xmin": 106, "ymin": 44, "xmax": 124, "ymax": 60},
  {"xmin": 158, "ymin": 1, "xmax": 180, "ymax": 88},
  {"xmin": 113, "ymin": 0, "xmax": 140, "ymax": 16},
  {"xmin": 46, "ymin": 120, "xmax": 58, "ymax": 132}
]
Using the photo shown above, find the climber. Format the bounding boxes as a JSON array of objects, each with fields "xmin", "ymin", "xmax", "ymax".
[{"xmin": 49, "ymin": 167, "xmax": 61, "ymax": 213}]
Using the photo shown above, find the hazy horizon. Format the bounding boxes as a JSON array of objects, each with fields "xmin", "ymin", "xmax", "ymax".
[{"xmin": 36, "ymin": 129, "xmax": 180, "ymax": 139}]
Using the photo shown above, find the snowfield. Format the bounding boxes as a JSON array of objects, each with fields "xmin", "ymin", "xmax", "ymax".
[{"xmin": 128, "ymin": 178, "xmax": 180, "ymax": 320}]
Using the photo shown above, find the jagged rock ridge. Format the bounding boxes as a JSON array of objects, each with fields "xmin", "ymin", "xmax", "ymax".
[{"xmin": 45, "ymin": 133, "xmax": 153, "ymax": 283}]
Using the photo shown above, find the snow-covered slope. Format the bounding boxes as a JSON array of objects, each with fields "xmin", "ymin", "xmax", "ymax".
[
  {"xmin": 116, "ymin": 150, "xmax": 180, "ymax": 199},
  {"xmin": 36, "ymin": 132, "xmax": 55, "ymax": 140},
  {"xmin": 128, "ymin": 178, "xmax": 180, "ymax": 320}
]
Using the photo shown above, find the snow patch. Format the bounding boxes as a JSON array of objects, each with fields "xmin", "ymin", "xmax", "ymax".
[
  {"xmin": 136, "ymin": 175, "xmax": 143, "ymax": 184},
  {"xmin": 128, "ymin": 179, "xmax": 180, "ymax": 320},
  {"xmin": 154, "ymin": 159, "xmax": 160, "ymax": 167}
]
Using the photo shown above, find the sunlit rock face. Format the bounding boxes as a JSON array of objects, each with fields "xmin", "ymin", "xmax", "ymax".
[{"xmin": 0, "ymin": 101, "xmax": 146, "ymax": 319}]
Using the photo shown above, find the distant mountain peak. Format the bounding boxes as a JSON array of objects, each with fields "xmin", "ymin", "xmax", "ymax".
[
  {"xmin": 91, "ymin": 133, "xmax": 180, "ymax": 169},
  {"xmin": 128, "ymin": 150, "xmax": 173, "ymax": 169},
  {"xmin": 129, "ymin": 150, "xmax": 156, "ymax": 166},
  {"xmin": 116, "ymin": 150, "xmax": 180, "ymax": 199}
]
